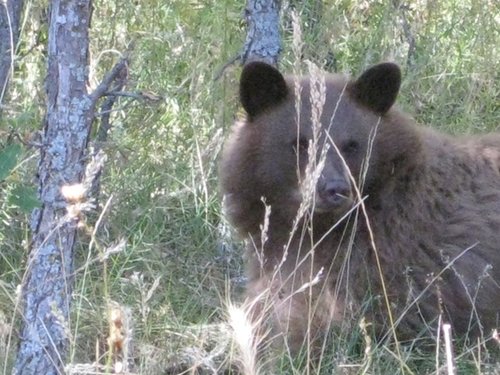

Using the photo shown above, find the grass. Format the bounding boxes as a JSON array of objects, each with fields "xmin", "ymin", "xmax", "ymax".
[{"xmin": 0, "ymin": 0, "xmax": 499, "ymax": 373}]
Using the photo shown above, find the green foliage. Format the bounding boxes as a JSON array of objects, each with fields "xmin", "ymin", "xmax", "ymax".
[
  {"xmin": 0, "ymin": 142, "xmax": 40, "ymax": 214},
  {"xmin": 8, "ymin": 185, "xmax": 40, "ymax": 212},
  {"xmin": 0, "ymin": 0, "xmax": 498, "ymax": 374},
  {"xmin": 0, "ymin": 143, "xmax": 21, "ymax": 181}
]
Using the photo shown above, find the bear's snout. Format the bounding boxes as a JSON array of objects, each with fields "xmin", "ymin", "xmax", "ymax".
[{"xmin": 316, "ymin": 178, "xmax": 353, "ymax": 212}]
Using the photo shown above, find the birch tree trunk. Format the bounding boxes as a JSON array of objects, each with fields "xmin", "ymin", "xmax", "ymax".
[
  {"xmin": 241, "ymin": 0, "xmax": 281, "ymax": 65},
  {"xmin": 0, "ymin": 0, "xmax": 24, "ymax": 110},
  {"xmin": 13, "ymin": 1, "xmax": 93, "ymax": 373}
]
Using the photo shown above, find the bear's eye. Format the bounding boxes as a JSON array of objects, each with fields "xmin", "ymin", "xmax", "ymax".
[
  {"xmin": 292, "ymin": 137, "xmax": 309, "ymax": 154},
  {"xmin": 342, "ymin": 140, "xmax": 359, "ymax": 155}
]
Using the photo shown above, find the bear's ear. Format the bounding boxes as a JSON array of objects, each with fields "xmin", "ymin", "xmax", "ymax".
[
  {"xmin": 240, "ymin": 61, "xmax": 288, "ymax": 118},
  {"xmin": 350, "ymin": 62, "xmax": 401, "ymax": 114}
]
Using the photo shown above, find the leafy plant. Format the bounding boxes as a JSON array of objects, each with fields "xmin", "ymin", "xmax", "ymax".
[{"xmin": 0, "ymin": 143, "xmax": 40, "ymax": 213}]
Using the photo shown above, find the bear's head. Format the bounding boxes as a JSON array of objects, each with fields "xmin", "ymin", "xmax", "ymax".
[{"xmin": 221, "ymin": 62, "xmax": 415, "ymax": 235}]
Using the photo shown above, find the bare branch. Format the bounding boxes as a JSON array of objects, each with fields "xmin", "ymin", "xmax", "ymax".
[{"xmin": 90, "ymin": 57, "xmax": 129, "ymax": 103}]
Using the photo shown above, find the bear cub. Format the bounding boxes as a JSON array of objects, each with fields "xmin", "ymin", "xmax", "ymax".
[{"xmin": 220, "ymin": 61, "xmax": 500, "ymax": 357}]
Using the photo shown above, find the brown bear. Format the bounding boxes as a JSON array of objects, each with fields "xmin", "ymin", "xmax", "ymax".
[{"xmin": 219, "ymin": 61, "xmax": 500, "ymax": 359}]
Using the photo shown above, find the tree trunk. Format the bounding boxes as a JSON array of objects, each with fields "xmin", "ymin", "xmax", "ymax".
[
  {"xmin": 241, "ymin": 0, "xmax": 281, "ymax": 66},
  {"xmin": 0, "ymin": 0, "xmax": 24, "ymax": 111},
  {"xmin": 13, "ymin": 1, "xmax": 93, "ymax": 373}
]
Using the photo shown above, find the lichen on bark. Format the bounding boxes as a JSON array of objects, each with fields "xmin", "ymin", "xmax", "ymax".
[
  {"xmin": 13, "ymin": 1, "xmax": 93, "ymax": 374},
  {"xmin": 242, "ymin": 0, "xmax": 282, "ymax": 65}
]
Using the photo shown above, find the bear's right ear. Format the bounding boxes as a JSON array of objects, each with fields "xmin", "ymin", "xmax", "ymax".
[{"xmin": 240, "ymin": 61, "xmax": 288, "ymax": 118}]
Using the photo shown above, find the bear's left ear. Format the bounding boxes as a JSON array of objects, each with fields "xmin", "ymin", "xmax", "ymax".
[
  {"xmin": 240, "ymin": 61, "xmax": 288, "ymax": 119},
  {"xmin": 350, "ymin": 62, "xmax": 401, "ymax": 115}
]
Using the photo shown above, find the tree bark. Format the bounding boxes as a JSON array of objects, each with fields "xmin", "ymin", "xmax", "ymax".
[
  {"xmin": 241, "ymin": 0, "xmax": 281, "ymax": 66},
  {"xmin": 0, "ymin": 0, "xmax": 24, "ymax": 112},
  {"xmin": 13, "ymin": 1, "xmax": 93, "ymax": 374}
]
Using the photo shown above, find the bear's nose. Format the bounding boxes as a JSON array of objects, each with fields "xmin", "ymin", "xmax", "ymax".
[{"xmin": 318, "ymin": 179, "xmax": 351, "ymax": 206}]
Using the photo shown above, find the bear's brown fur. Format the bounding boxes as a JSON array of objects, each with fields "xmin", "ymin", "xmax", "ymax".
[{"xmin": 220, "ymin": 61, "xmax": 500, "ymax": 356}]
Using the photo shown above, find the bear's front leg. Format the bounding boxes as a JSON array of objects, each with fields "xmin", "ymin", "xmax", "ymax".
[{"xmin": 245, "ymin": 273, "xmax": 343, "ymax": 366}]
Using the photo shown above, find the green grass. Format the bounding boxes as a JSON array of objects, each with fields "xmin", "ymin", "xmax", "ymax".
[{"xmin": 0, "ymin": 0, "xmax": 499, "ymax": 373}]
